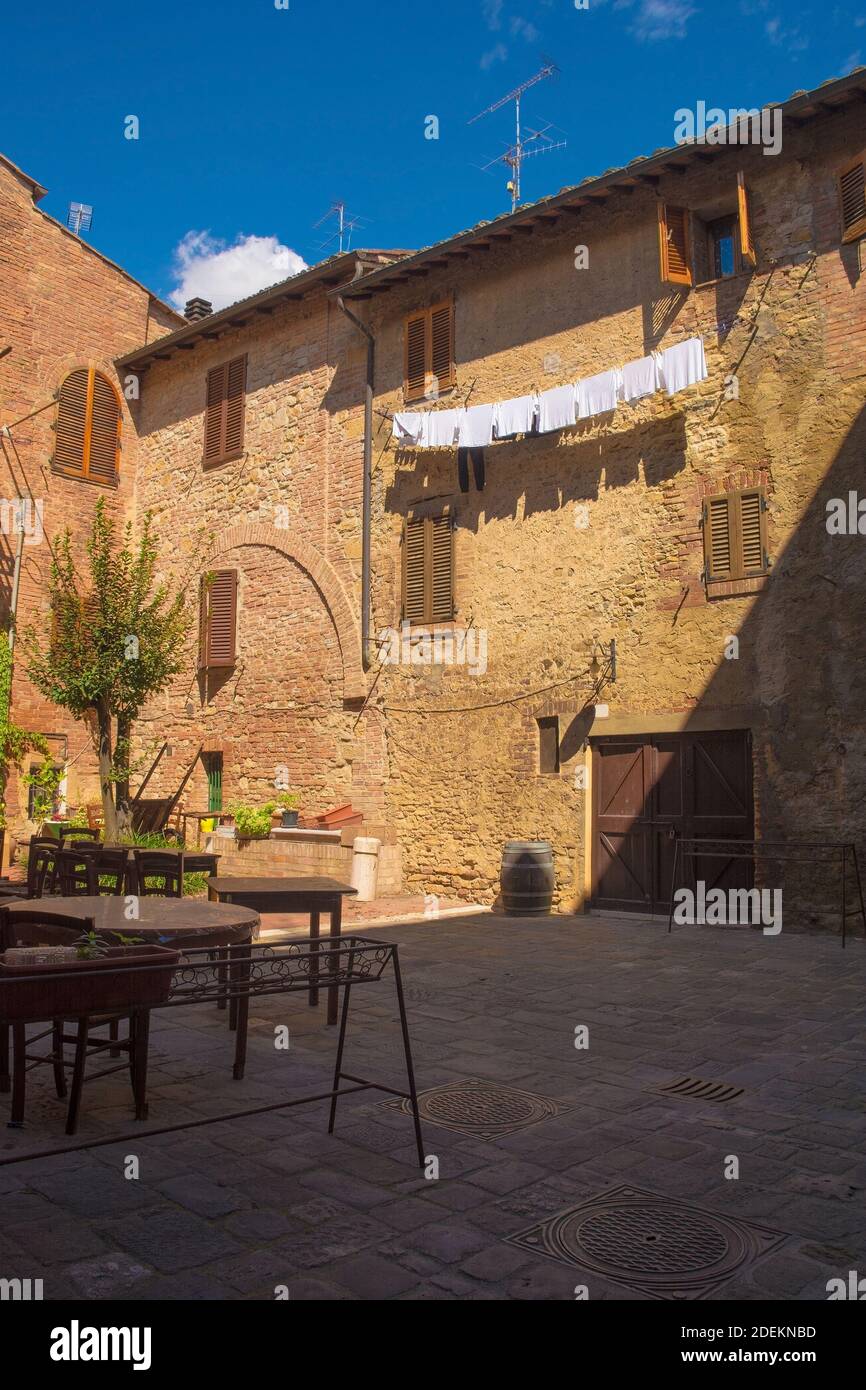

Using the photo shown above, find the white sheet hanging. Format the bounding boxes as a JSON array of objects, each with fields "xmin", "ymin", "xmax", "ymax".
[
  {"xmin": 425, "ymin": 409, "xmax": 462, "ymax": 448},
  {"xmin": 577, "ymin": 368, "xmax": 622, "ymax": 420},
  {"xmin": 392, "ymin": 412, "xmax": 425, "ymax": 446},
  {"xmin": 458, "ymin": 402, "xmax": 495, "ymax": 449},
  {"xmin": 621, "ymin": 355, "xmax": 662, "ymax": 405},
  {"xmin": 660, "ymin": 338, "xmax": 708, "ymax": 397},
  {"xmin": 537, "ymin": 383, "xmax": 576, "ymax": 434},
  {"xmin": 493, "ymin": 393, "xmax": 537, "ymax": 439}
]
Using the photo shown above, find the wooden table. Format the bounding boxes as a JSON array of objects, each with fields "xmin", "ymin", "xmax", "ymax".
[
  {"xmin": 180, "ymin": 811, "xmax": 225, "ymax": 849},
  {"xmin": 1, "ymin": 895, "xmax": 259, "ymax": 948},
  {"xmin": 206, "ymin": 876, "xmax": 357, "ymax": 1024}
]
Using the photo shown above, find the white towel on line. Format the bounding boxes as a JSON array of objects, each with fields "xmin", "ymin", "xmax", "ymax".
[
  {"xmin": 621, "ymin": 355, "xmax": 662, "ymax": 405},
  {"xmin": 458, "ymin": 402, "xmax": 495, "ymax": 449},
  {"xmin": 537, "ymin": 383, "xmax": 577, "ymax": 434},
  {"xmin": 392, "ymin": 412, "xmax": 425, "ymax": 446},
  {"xmin": 425, "ymin": 408, "xmax": 462, "ymax": 448},
  {"xmin": 660, "ymin": 337, "xmax": 708, "ymax": 397},
  {"xmin": 577, "ymin": 368, "xmax": 622, "ymax": 420},
  {"xmin": 493, "ymin": 393, "xmax": 537, "ymax": 439}
]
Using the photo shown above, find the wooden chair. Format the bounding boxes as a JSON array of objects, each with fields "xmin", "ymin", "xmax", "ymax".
[
  {"xmin": 132, "ymin": 850, "xmax": 184, "ymax": 898},
  {"xmin": 52, "ymin": 849, "xmax": 98, "ymax": 897},
  {"xmin": 0, "ymin": 908, "xmax": 146, "ymax": 1134},
  {"xmin": 27, "ymin": 841, "xmax": 59, "ymax": 899},
  {"xmin": 85, "ymin": 804, "xmax": 105, "ymax": 833},
  {"xmin": 92, "ymin": 848, "xmax": 130, "ymax": 898}
]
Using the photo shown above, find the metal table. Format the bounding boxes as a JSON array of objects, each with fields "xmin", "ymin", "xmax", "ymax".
[{"xmin": 206, "ymin": 876, "xmax": 357, "ymax": 1024}]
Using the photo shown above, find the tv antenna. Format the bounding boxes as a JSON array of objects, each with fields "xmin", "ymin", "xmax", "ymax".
[
  {"xmin": 67, "ymin": 202, "xmax": 93, "ymax": 236},
  {"xmin": 314, "ymin": 201, "xmax": 366, "ymax": 255},
  {"xmin": 469, "ymin": 61, "xmax": 566, "ymax": 212}
]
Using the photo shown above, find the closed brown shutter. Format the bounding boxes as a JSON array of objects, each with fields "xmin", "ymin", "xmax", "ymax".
[
  {"xmin": 200, "ymin": 570, "xmax": 238, "ymax": 668},
  {"xmin": 658, "ymin": 204, "xmax": 693, "ymax": 287},
  {"xmin": 839, "ymin": 154, "xmax": 866, "ymax": 244},
  {"xmin": 430, "ymin": 301, "xmax": 455, "ymax": 393},
  {"xmin": 204, "ymin": 356, "xmax": 246, "ymax": 466},
  {"xmin": 704, "ymin": 489, "xmax": 768, "ymax": 583},
  {"xmin": 737, "ymin": 172, "xmax": 757, "ymax": 269},
  {"xmin": 53, "ymin": 368, "xmax": 120, "ymax": 483},
  {"xmin": 404, "ymin": 314, "xmax": 427, "ymax": 402},
  {"xmin": 402, "ymin": 513, "xmax": 454, "ymax": 624}
]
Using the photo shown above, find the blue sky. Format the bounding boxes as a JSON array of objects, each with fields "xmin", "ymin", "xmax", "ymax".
[{"xmin": 2, "ymin": 0, "xmax": 864, "ymax": 311}]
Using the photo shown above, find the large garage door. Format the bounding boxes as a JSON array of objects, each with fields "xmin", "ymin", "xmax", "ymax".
[{"xmin": 591, "ymin": 730, "xmax": 754, "ymax": 914}]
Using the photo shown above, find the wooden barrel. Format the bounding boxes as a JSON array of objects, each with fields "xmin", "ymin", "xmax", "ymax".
[{"xmin": 500, "ymin": 841, "xmax": 555, "ymax": 916}]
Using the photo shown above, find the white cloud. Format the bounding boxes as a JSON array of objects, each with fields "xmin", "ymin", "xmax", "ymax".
[
  {"xmin": 168, "ymin": 230, "xmax": 308, "ymax": 312},
  {"xmin": 593, "ymin": 0, "xmax": 698, "ymax": 41},
  {"xmin": 765, "ymin": 16, "xmax": 809, "ymax": 52},
  {"xmin": 480, "ymin": 42, "xmax": 508, "ymax": 69},
  {"xmin": 510, "ymin": 15, "xmax": 539, "ymax": 40},
  {"xmin": 482, "ymin": 0, "xmax": 504, "ymax": 28}
]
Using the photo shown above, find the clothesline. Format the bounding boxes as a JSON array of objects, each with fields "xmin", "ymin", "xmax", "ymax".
[{"xmin": 392, "ymin": 337, "xmax": 708, "ymax": 450}]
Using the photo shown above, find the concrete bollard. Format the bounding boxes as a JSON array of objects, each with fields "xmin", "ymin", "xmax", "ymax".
[{"xmin": 350, "ymin": 836, "xmax": 381, "ymax": 902}]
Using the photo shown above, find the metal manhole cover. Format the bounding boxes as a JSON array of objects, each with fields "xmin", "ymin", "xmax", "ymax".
[
  {"xmin": 507, "ymin": 1185, "xmax": 786, "ymax": 1300},
  {"xmin": 384, "ymin": 1078, "xmax": 569, "ymax": 1139},
  {"xmin": 660, "ymin": 1076, "xmax": 744, "ymax": 1104}
]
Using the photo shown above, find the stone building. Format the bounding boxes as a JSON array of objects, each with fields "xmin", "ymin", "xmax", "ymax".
[{"xmin": 0, "ymin": 152, "xmax": 182, "ymax": 849}]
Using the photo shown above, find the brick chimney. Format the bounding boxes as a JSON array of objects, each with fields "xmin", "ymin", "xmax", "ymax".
[{"xmin": 184, "ymin": 297, "xmax": 212, "ymax": 322}]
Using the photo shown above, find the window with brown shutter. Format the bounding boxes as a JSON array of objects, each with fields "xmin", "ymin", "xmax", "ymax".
[
  {"xmin": 658, "ymin": 204, "xmax": 693, "ymax": 287},
  {"xmin": 403, "ymin": 301, "xmax": 455, "ymax": 403},
  {"xmin": 203, "ymin": 356, "xmax": 247, "ymax": 467},
  {"xmin": 703, "ymin": 488, "xmax": 769, "ymax": 584},
  {"xmin": 53, "ymin": 368, "xmax": 121, "ymax": 484},
  {"xmin": 199, "ymin": 570, "xmax": 238, "ymax": 668},
  {"xmin": 839, "ymin": 153, "xmax": 866, "ymax": 244},
  {"xmin": 737, "ymin": 172, "xmax": 757, "ymax": 268},
  {"xmin": 401, "ymin": 513, "xmax": 454, "ymax": 625}
]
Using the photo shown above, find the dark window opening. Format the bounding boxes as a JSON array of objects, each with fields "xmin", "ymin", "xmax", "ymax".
[
  {"xmin": 709, "ymin": 216, "xmax": 737, "ymax": 280},
  {"xmin": 538, "ymin": 717, "xmax": 560, "ymax": 775}
]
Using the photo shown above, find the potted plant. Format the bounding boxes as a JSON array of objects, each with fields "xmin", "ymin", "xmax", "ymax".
[
  {"xmin": 228, "ymin": 802, "xmax": 276, "ymax": 840},
  {"xmin": 0, "ymin": 937, "xmax": 180, "ymax": 1018},
  {"xmin": 276, "ymin": 792, "xmax": 300, "ymax": 829}
]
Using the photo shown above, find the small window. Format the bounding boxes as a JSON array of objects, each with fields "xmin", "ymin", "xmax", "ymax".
[
  {"xmin": 538, "ymin": 717, "xmax": 560, "ymax": 775},
  {"xmin": 703, "ymin": 489, "xmax": 769, "ymax": 584},
  {"xmin": 404, "ymin": 301, "xmax": 455, "ymax": 402},
  {"xmin": 199, "ymin": 570, "xmax": 238, "ymax": 668},
  {"xmin": 204, "ymin": 356, "xmax": 246, "ymax": 466},
  {"xmin": 839, "ymin": 153, "xmax": 866, "ymax": 244},
  {"xmin": 53, "ymin": 368, "xmax": 121, "ymax": 484},
  {"xmin": 708, "ymin": 216, "xmax": 737, "ymax": 280},
  {"xmin": 402, "ymin": 513, "xmax": 454, "ymax": 625}
]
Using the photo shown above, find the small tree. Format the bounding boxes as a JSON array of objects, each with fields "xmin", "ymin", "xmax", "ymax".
[
  {"xmin": 0, "ymin": 629, "xmax": 53, "ymax": 834},
  {"xmin": 24, "ymin": 499, "xmax": 193, "ymax": 841}
]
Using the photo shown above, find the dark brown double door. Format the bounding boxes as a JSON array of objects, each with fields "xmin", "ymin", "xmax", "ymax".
[{"xmin": 591, "ymin": 730, "xmax": 754, "ymax": 914}]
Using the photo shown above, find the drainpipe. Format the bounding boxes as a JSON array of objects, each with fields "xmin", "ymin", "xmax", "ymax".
[{"xmin": 336, "ymin": 296, "xmax": 374, "ymax": 671}]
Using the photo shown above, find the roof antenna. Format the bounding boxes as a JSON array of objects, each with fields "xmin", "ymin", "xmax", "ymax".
[
  {"xmin": 66, "ymin": 202, "xmax": 93, "ymax": 236},
  {"xmin": 469, "ymin": 61, "xmax": 566, "ymax": 212},
  {"xmin": 313, "ymin": 201, "xmax": 367, "ymax": 255}
]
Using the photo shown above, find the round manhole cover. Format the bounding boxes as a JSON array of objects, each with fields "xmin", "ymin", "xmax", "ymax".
[{"xmin": 422, "ymin": 1085, "xmax": 552, "ymax": 1130}]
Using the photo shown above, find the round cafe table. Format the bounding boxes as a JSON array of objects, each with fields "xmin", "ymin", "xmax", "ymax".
[{"xmin": 1, "ymin": 895, "xmax": 259, "ymax": 948}]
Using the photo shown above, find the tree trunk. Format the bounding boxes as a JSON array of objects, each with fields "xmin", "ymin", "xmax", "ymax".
[
  {"xmin": 115, "ymin": 713, "xmax": 132, "ymax": 835},
  {"xmin": 95, "ymin": 700, "xmax": 119, "ymax": 841}
]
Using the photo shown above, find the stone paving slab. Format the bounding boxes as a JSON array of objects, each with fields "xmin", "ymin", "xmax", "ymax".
[{"xmin": 0, "ymin": 913, "xmax": 865, "ymax": 1300}]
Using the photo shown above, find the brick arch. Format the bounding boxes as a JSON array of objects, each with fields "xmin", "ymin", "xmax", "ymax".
[{"xmin": 207, "ymin": 523, "xmax": 366, "ymax": 701}]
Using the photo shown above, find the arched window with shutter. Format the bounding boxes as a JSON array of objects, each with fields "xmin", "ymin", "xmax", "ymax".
[{"xmin": 53, "ymin": 368, "xmax": 122, "ymax": 484}]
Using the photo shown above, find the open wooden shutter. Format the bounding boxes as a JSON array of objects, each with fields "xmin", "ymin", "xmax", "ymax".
[
  {"xmin": 737, "ymin": 172, "xmax": 757, "ymax": 269},
  {"xmin": 739, "ymin": 490, "xmax": 766, "ymax": 574},
  {"xmin": 704, "ymin": 490, "xmax": 768, "ymax": 582},
  {"xmin": 430, "ymin": 513, "xmax": 454, "ymax": 622},
  {"xmin": 204, "ymin": 356, "xmax": 246, "ymax": 465},
  {"xmin": 87, "ymin": 373, "xmax": 122, "ymax": 482},
  {"xmin": 402, "ymin": 517, "xmax": 427, "ymax": 623},
  {"xmin": 54, "ymin": 369, "xmax": 89, "ymax": 475},
  {"xmin": 404, "ymin": 313, "xmax": 428, "ymax": 402},
  {"xmin": 704, "ymin": 495, "xmax": 732, "ymax": 581},
  {"xmin": 658, "ymin": 204, "xmax": 693, "ymax": 287},
  {"xmin": 430, "ymin": 301, "xmax": 455, "ymax": 394},
  {"xmin": 200, "ymin": 570, "xmax": 238, "ymax": 668},
  {"xmin": 839, "ymin": 154, "xmax": 866, "ymax": 244}
]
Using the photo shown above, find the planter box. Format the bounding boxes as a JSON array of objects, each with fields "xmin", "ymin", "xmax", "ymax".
[{"xmin": 0, "ymin": 945, "xmax": 180, "ymax": 1020}]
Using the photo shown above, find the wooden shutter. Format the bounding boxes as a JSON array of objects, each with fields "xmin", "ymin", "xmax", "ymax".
[
  {"xmin": 404, "ymin": 313, "xmax": 427, "ymax": 402},
  {"xmin": 200, "ymin": 570, "xmax": 238, "ymax": 668},
  {"xmin": 54, "ymin": 369, "xmax": 89, "ymax": 475},
  {"xmin": 204, "ymin": 356, "xmax": 246, "ymax": 465},
  {"xmin": 839, "ymin": 154, "xmax": 866, "ymax": 244},
  {"xmin": 430, "ymin": 301, "xmax": 455, "ymax": 394},
  {"xmin": 658, "ymin": 204, "xmax": 693, "ymax": 287},
  {"xmin": 402, "ymin": 513, "xmax": 453, "ymax": 624},
  {"xmin": 737, "ymin": 172, "xmax": 757, "ymax": 269},
  {"xmin": 704, "ymin": 489, "xmax": 768, "ymax": 583},
  {"xmin": 87, "ymin": 373, "xmax": 122, "ymax": 482}
]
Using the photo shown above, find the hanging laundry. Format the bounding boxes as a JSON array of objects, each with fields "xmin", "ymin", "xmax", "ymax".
[
  {"xmin": 458, "ymin": 402, "xmax": 495, "ymax": 449},
  {"xmin": 425, "ymin": 409, "xmax": 462, "ymax": 448},
  {"xmin": 537, "ymin": 383, "xmax": 576, "ymax": 434},
  {"xmin": 493, "ymin": 393, "xmax": 538, "ymax": 439},
  {"xmin": 577, "ymin": 368, "xmax": 622, "ymax": 420},
  {"xmin": 621, "ymin": 354, "xmax": 662, "ymax": 405},
  {"xmin": 660, "ymin": 337, "xmax": 708, "ymax": 397},
  {"xmin": 392, "ymin": 412, "xmax": 425, "ymax": 446}
]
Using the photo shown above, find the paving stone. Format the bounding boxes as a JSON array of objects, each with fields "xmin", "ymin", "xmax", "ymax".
[
  {"xmin": 101, "ymin": 1208, "xmax": 244, "ymax": 1272},
  {"xmin": 7, "ymin": 1217, "xmax": 108, "ymax": 1264},
  {"xmin": 315, "ymin": 1252, "xmax": 419, "ymax": 1298},
  {"xmin": 408, "ymin": 1221, "xmax": 492, "ymax": 1263},
  {"xmin": 155, "ymin": 1175, "xmax": 252, "ymax": 1217},
  {"xmin": 67, "ymin": 1253, "xmax": 153, "ymax": 1299}
]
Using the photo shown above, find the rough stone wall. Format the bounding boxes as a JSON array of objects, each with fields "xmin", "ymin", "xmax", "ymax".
[
  {"xmin": 364, "ymin": 108, "xmax": 866, "ymax": 913},
  {"xmin": 0, "ymin": 157, "xmax": 182, "ymax": 838}
]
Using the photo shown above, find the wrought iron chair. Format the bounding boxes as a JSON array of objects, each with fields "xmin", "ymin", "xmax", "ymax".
[{"xmin": 132, "ymin": 850, "xmax": 184, "ymax": 898}]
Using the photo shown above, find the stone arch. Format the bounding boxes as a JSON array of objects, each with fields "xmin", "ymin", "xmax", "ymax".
[{"xmin": 206, "ymin": 523, "xmax": 366, "ymax": 701}]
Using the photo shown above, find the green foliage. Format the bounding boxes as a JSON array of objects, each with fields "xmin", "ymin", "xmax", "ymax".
[
  {"xmin": 229, "ymin": 802, "xmax": 276, "ymax": 838},
  {"xmin": 22, "ymin": 761, "xmax": 64, "ymax": 823},
  {"xmin": 0, "ymin": 631, "xmax": 53, "ymax": 829},
  {"xmin": 276, "ymin": 791, "xmax": 300, "ymax": 810}
]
